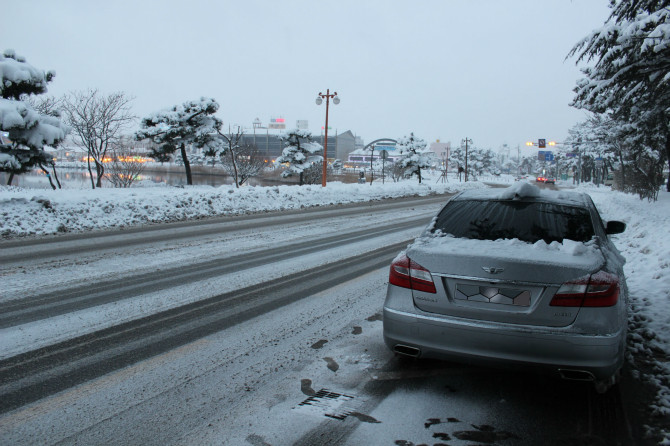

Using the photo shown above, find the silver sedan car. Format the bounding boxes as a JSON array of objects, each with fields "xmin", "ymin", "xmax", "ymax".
[{"xmin": 383, "ymin": 183, "xmax": 627, "ymax": 393}]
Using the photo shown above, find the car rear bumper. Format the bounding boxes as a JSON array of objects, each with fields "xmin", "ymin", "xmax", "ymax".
[{"xmin": 383, "ymin": 306, "xmax": 625, "ymax": 381}]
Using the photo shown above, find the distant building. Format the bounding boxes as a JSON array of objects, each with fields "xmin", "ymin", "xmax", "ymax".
[
  {"xmin": 347, "ymin": 147, "xmax": 404, "ymax": 167},
  {"xmin": 430, "ymin": 140, "xmax": 450, "ymax": 160},
  {"xmin": 237, "ymin": 129, "xmax": 359, "ymax": 162},
  {"xmin": 48, "ymin": 145, "xmax": 88, "ymax": 161},
  {"xmin": 314, "ymin": 130, "xmax": 357, "ymax": 161}
]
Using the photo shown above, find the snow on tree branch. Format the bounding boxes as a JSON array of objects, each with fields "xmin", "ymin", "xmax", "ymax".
[{"xmin": 0, "ymin": 50, "xmax": 67, "ymax": 184}]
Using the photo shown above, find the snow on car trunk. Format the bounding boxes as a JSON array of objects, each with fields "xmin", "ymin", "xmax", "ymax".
[{"xmin": 406, "ymin": 235, "xmax": 605, "ymax": 327}]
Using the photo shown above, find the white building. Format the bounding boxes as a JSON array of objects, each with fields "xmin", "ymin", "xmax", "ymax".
[{"xmin": 429, "ymin": 140, "xmax": 450, "ymax": 159}]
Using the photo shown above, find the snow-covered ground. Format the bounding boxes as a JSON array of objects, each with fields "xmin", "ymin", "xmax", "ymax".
[
  {"xmin": 1, "ymin": 175, "xmax": 669, "ymax": 442},
  {"xmin": 0, "ymin": 179, "xmax": 488, "ymax": 237}
]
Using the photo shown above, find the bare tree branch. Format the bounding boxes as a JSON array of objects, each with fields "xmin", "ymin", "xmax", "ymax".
[
  {"xmin": 107, "ymin": 144, "xmax": 146, "ymax": 188},
  {"xmin": 62, "ymin": 89, "xmax": 136, "ymax": 188}
]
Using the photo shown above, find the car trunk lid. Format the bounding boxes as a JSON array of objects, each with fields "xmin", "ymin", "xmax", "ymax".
[{"xmin": 406, "ymin": 236, "xmax": 605, "ymax": 327}]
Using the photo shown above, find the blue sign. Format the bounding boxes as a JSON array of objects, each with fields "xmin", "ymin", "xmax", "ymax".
[
  {"xmin": 538, "ymin": 151, "xmax": 553, "ymax": 161},
  {"xmin": 376, "ymin": 145, "xmax": 396, "ymax": 151}
]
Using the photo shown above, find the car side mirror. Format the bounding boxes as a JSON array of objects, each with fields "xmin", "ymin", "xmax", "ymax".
[{"xmin": 606, "ymin": 220, "xmax": 626, "ymax": 235}]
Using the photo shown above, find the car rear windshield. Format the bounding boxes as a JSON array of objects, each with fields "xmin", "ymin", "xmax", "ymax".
[{"xmin": 431, "ymin": 200, "xmax": 595, "ymax": 243}]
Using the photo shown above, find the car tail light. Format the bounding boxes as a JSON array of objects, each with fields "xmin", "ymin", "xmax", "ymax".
[
  {"xmin": 389, "ymin": 254, "xmax": 436, "ymax": 293},
  {"xmin": 550, "ymin": 271, "xmax": 619, "ymax": 307}
]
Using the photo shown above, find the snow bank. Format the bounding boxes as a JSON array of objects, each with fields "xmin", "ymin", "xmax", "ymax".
[
  {"xmin": 0, "ymin": 181, "xmax": 487, "ymax": 238},
  {"xmin": 586, "ymin": 185, "xmax": 670, "ymax": 442}
]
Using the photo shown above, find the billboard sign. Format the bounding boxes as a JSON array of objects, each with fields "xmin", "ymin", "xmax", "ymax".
[{"xmin": 268, "ymin": 117, "xmax": 286, "ymax": 129}]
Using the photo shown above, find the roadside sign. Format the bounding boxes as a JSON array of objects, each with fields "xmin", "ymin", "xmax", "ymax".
[{"xmin": 538, "ymin": 139, "xmax": 546, "ymax": 148}]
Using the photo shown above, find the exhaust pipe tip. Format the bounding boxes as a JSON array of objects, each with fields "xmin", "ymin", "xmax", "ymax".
[
  {"xmin": 558, "ymin": 369, "xmax": 595, "ymax": 381},
  {"xmin": 393, "ymin": 344, "xmax": 421, "ymax": 358}
]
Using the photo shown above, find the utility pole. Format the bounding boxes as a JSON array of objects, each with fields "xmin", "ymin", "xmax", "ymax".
[{"xmin": 462, "ymin": 138, "xmax": 472, "ymax": 182}]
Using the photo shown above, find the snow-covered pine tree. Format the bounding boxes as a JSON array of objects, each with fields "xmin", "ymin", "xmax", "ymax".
[
  {"xmin": 465, "ymin": 147, "xmax": 496, "ymax": 180},
  {"xmin": 564, "ymin": 115, "xmax": 638, "ymax": 188},
  {"xmin": 568, "ymin": 0, "xmax": 670, "ymax": 194},
  {"xmin": 276, "ymin": 129, "xmax": 323, "ymax": 186},
  {"xmin": 396, "ymin": 133, "xmax": 432, "ymax": 183},
  {"xmin": 136, "ymin": 98, "xmax": 222, "ymax": 185},
  {"xmin": 0, "ymin": 50, "xmax": 67, "ymax": 185}
]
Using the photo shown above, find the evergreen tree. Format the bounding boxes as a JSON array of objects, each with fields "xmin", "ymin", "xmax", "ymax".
[
  {"xmin": 568, "ymin": 0, "xmax": 670, "ymax": 194},
  {"xmin": 27, "ymin": 95, "xmax": 66, "ymax": 189},
  {"xmin": 276, "ymin": 129, "xmax": 322, "ymax": 186},
  {"xmin": 396, "ymin": 133, "xmax": 431, "ymax": 183},
  {"xmin": 0, "ymin": 50, "xmax": 67, "ymax": 185},
  {"xmin": 565, "ymin": 115, "xmax": 639, "ymax": 189},
  {"xmin": 136, "ymin": 98, "xmax": 222, "ymax": 185},
  {"xmin": 471, "ymin": 148, "xmax": 496, "ymax": 177}
]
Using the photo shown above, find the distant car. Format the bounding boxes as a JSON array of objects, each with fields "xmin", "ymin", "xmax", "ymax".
[
  {"xmin": 604, "ymin": 174, "xmax": 614, "ymax": 186},
  {"xmin": 535, "ymin": 176, "xmax": 545, "ymax": 182},
  {"xmin": 383, "ymin": 183, "xmax": 628, "ymax": 393},
  {"xmin": 543, "ymin": 177, "xmax": 556, "ymax": 184}
]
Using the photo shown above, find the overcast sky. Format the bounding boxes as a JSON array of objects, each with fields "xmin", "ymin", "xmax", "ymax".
[{"xmin": 3, "ymin": 0, "xmax": 611, "ymax": 154}]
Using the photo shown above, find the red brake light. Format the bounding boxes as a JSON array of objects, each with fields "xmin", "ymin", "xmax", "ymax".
[
  {"xmin": 389, "ymin": 254, "xmax": 436, "ymax": 294},
  {"xmin": 550, "ymin": 272, "xmax": 619, "ymax": 307}
]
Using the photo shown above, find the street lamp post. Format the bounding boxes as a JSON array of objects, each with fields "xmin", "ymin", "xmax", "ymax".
[
  {"xmin": 252, "ymin": 118, "xmax": 261, "ymax": 146},
  {"xmin": 316, "ymin": 89, "xmax": 340, "ymax": 187}
]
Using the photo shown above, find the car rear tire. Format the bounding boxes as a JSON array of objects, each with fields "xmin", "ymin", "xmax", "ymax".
[{"xmin": 594, "ymin": 368, "xmax": 621, "ymax": 394}]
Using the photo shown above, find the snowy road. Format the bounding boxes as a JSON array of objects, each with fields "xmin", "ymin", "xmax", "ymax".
[{"xmin": 0, "ymin": 193, "xmax": 636, "ymax": 445}]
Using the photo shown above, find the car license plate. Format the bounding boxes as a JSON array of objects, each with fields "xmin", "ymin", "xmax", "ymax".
[{"xmin": 455, "ymin": 284, "xmax": 531, "ymax": 307}]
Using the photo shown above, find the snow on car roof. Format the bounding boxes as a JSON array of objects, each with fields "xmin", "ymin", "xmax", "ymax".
[
  {"xmin": 452, "ymin": 181, "xmax": 589, "ymax": 206},
  {"xmin": 408, "ymin": 234, "xmax": 605, "ymax": 271}
]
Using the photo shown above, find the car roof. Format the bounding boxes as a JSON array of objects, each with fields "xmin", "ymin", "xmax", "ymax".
[{"xmin": 451, "ymin": 183, "xmax": 590, "ymax": 207}]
